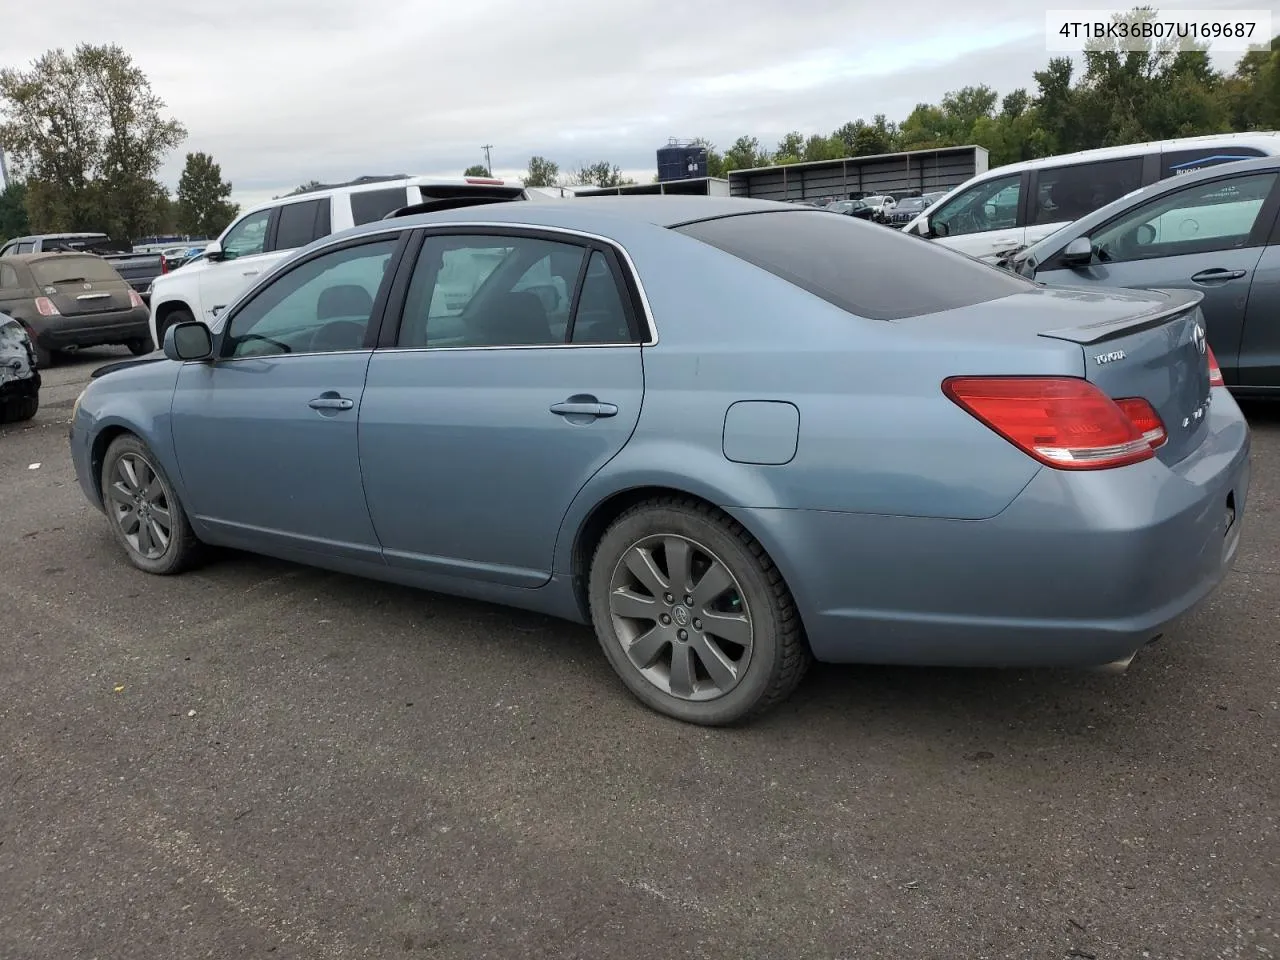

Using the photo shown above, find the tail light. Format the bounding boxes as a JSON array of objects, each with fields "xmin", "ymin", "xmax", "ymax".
[
  {"xmin": 128, "ymin": 290, "xmax": 146, "ymax": 309},
  {"xmin": 464, "ymin": 177, "xmax": 504, "ymax": 185},
  {"xmin": 943, "ymin": 376, "xmax": 1156, "ymax": 470},
  {"xmin": 160, "ymin": 254, "xmax": 169, "ymax": 274},
  {"xmin": 34, "ymin": 297, "xmax": 60, "ymax": 317},
  {"xmin": 1207, "ymin": 345, "xmax": 1224, "ymax": 388},
  {"xmin": 1114, "ymin": 397, "xmax": 1167, "ymax": 448}
]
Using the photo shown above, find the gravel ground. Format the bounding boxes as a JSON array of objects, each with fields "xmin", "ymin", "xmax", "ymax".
[{"xmin": 1, "ymin": 347, "xmax": 1277, "ymax": 960}]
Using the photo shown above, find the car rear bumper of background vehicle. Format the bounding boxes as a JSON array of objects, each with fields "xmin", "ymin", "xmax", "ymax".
[
  {"xmin": 35, "ymin": 308, "xmax": 151, "ymax": 350},
  {"xmin": 733, "ymin": 397, "xmax": 1251, "ymax": 668}
]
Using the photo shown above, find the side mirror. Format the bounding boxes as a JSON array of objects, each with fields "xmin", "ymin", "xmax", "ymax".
[
  {"xmin": 203, "ymin": 240, "xmax": 225, "ymax": 263},
  {"xmin": 163, "ymin": 320, "xmax": 214, "ymax": 362},
  {"xmin": 1062, "ymin": 236, "xmax": 1093, "ymax": 268}
]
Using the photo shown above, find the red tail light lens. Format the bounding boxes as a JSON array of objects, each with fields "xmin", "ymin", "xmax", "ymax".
[
  {"xmin": 1114, "ymin": 397, "xmax": 1167, "ymax": 448},
  {"xmin": 160, "ymin": 254, "xmax": 169, "ymax": 274},
  {"xmin": 943, "ymin": 376, "xmax": 1155, "ymax": 470},
  {"xmin": 128, "ymin": 289, "xmax": 145, "ymax": 308},
  {"xmin": 34, "ymin": 296, "xmax": 60, "ymax": 317},
  {"xmin": 1206, "ymin": 345, "xmax": 1224, "ymax": 388}
]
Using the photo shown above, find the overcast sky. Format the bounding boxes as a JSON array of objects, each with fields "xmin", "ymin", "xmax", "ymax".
[{"xmin": 2, "ymin": 0, "xmax": 1275, "ymax": 210}]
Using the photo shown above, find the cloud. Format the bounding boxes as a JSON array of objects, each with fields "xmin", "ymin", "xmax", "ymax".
[{"xmin": 1, "ymin": 0, "xmax": 1271, "ymax": 209}]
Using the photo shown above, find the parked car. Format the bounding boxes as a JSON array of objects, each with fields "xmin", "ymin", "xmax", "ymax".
[
  {"xmin": 0, "ymin": 253, "xmax": 151, "ymax": 366},
  {"xmin": 1011, "ymin": 154, "xmax": 1280, "ymax": 395},
  {"xmin": 70, "ymin": 195, "xmax": 1249, "ymax": 726},
  {"xmin": 1, "ymin": 233, "xmax": 169, "ymax": 302},
  {"xmin": 887, "ymin": 195, "xmax": 933, "ymax": 228},
  {"xmin": 0, "ymin": 312, "xmax": 40, "ymax": 423},
  {"xmin": 146, "ymin": 174, "xmax": 533, "ymax": 349},
  {"xmin": 900, "ymin": 131, "xmax": 1280, "ymax": 263}
]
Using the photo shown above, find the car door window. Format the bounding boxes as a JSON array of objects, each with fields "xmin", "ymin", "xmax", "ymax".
[
  {"xmin": 1091, "ymin": 172, "xmax": 1279, "ymax": 264},
  {"xmin": 350, "ymin": 188, "xmax": 410, "ymax": 225},
  {"xmin": 15, "ymin": 241, "xmax": 35, "ymax": 254},
  {"xmin": 272, "ymin": 199, "xmax": 323, "ymax": 251},
  {"xmin": 928, "ymin": 173, "xmax": 1021, "ymax": 238},
  {"xmin": 220, "ymin": 209, "xmax": 272, "ymax": 261},
  {"xmin": 396, "ymin": 234, "xmax": 590, "ymax": 348},
  {"xmin": 1031, "ymin": 158, "xmax": 1143, "ymax": 226},
  {"xmin": 223, "ymin": 237, "xmax": 398, "ymax": 358},
  {"xmin": 568, "ymin": 251, "xmax": 634, "ymax": 344}
]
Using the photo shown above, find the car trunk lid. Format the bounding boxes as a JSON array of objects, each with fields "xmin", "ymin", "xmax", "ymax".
[
  {"xmin": 30, "ymin": 256, "xmax": 135, "ymax": 318},
  {"xmin": 1036, "ymin": 286, "xmax": 1211, "ymax": 466}
]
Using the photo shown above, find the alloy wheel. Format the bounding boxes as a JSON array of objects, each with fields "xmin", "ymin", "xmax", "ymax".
[{"xmin": 107, "ymin": 453, "xmax": 173, "ymax": 561}]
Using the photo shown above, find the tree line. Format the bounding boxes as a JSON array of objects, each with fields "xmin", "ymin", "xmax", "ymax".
[{"xmin": 3, "ymin": 9, "xmax": 1278, "ymax": 243}]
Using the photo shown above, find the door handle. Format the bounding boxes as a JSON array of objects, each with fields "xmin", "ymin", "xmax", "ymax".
[
  {"xmin": 243, "ymin": 270, "xmax": 259, "ymax": 277},
  {"xmin": 550, "ymin": 399, "xmax": 618, "ymax": 418},
  {"xmin": 1191, "ymin": 268, "xmax": 1246, "ymax": 283},
  {"xmin": 308, "ymin": 396, "xmax": 353, "ymax": 411}
]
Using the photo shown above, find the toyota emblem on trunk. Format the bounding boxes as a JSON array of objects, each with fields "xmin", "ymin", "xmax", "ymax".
[{"xmin": 1192, "ymin": 323, "xmax": 1207, "ymax": 355}]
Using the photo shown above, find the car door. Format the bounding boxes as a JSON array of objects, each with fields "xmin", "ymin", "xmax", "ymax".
[
  {"xmin": 196, "ymin": 207, "xmax": 275, "ymax": 323},
  {"xmin": 359, "ymin": 229, "xmax": 646, "ymax": 588},
  {"xmin": 171, "ymin": 232, "xmax": 406, "ymax": 561},
  {"xmin": 922, "ymin": 172, "xmax": 1026, "ymax": 262},
  {"xmin": 1035, "ymin": 169, "xmax": 1280, "ymax": 382},
  {"xmin": 1237, "ymin": 222, "xmax": 1280, "ymax": 389}
]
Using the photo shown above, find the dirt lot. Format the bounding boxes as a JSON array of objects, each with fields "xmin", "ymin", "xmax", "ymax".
[{"xmin": 2, "ymin": 348, "xmax": 1277, "ymax": 959}]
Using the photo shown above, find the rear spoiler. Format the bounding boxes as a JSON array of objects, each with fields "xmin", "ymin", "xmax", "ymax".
[{"xmin": 1037, "ymin": 288, "xmax": 1204, "ymax": 345}]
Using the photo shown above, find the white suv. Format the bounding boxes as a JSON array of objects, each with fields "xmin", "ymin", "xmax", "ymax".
[{"xmin": 147, "ymin": 174, "xmax": 532, "ymax": 348}]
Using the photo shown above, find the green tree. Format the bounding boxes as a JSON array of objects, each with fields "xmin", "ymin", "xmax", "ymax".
[
  {"xmin": 690, "ymin": 138, "xmax": 726, "ymax": 178},
  {"xmin": 0, "ymin": 179, "xmax": 30, "ymax": 239},
  {"xmin": 573, "ymin": 161, "xmax": 626, "ymax": 188},
  {"xmin": 523, "ymin": 155, "xmax": 560, "ymax": 187},
  {"xmin": 721, "ymin": 136, "xmax": 770, "ymax": 174},
  {"xmin": 774, "ymin": 131, "xmax": 805, "ymax": 164},
  {"xmin": 0, "ymin": 44, "xmax": 185, "ymax": 240},
  {"xmin": 464, "ymin": 163, "xmax": 489, "ymax": 177},
  {"xmin": 176, "ymin": 151, "xmax": 238, "ymax": 238}
]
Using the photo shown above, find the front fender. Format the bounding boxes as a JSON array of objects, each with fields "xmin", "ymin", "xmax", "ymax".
[{"xmin": 551, "ymin": 437, "xmax": 791, "ymax": 576}]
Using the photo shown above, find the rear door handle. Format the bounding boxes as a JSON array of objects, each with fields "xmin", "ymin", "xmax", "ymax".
[
  {"xmin": 308, "ymin": 396, "xmax": 353, "ymax": 411},
  {"xmin": 243, "ymin": 270, "xmax": 259, "ymax": 277},
  {"xmin": 550, "ymin": 399, "xmax": 618, "ymax": 418},
  {"xmin": 1191, "ymin": 268, "xmax": 1246, "ymax": 283}
]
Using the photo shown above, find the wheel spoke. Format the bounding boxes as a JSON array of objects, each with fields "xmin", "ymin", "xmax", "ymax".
[
  {"xmin": 610, "ymin": 587, "xmax": 659, "ymax": 622},
  {"xmin": 148, "ymin": 518, "xmax": 170, "ymax": 551},
  {"xmin": 135, "ymin": 516, "xmax": 154, "ymax": 555},
  {"xmin": 691, "ymin": 635, "xmax": 739, "ymax": 691},
  {"xmin": 668, "ymin": 643, "xmax": 696, "ymax": 698},
  {"xmin": 692, "ymin": 561, "xmax": 734, "ymax": 611},
  {"xmin": 700, "ymin": 611, "xmax": 752, "ymax": 649},
  {"xmin": 118, "ymin": 456, "xmax": 141, "ymax": 492},
  {"xmin": 107, "ymin": 482, "xmax": 133, "ymax": 506},
  {"xmin": 625, "ymin": 627, "xmax": 668, "ymax": 670},
  {"xmin": 118, "ymin": 508, "xmax": 140, "ymax": 535},
  {"xmin": 149, "ymin": 503, "xmax": 172, "ymax": 532},
  {"xmin": 663, "ymin": 536, "xmax": 693, "ymax": 595},
  {"xmin": 623, "ymin": 546, "xmax": 668, "ymax": 597}
]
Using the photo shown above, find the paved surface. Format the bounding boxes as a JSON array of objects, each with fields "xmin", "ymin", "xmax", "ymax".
[{"xmin": 1, "ymin": 348, "xmax": 1277, "ymax": 960}]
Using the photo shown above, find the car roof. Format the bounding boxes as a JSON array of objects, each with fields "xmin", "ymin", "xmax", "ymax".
[
  {"xmin": 1025, "ymin": 154, "xmax": 1280, "ymax": 258},
  {"xmin": 343, "ymin": 195, "xmax": 800, "ymax": 239},
  {"xmin": 236, "ymin": 175, "xmax": 531, "ymax": 219}
]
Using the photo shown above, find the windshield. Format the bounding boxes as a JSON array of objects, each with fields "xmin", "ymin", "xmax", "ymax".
[{"xmin": 30, "ymin": 255, "xmax": 122, "ymax": 285}]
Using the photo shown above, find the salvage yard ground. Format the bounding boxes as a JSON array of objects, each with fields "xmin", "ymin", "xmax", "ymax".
[{"xmin": 1, "ymin": 349, "xmax": 1277, "ymax": 959}]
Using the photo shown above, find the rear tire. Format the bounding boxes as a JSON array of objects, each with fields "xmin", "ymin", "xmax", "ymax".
[
  {"xmin": 588, "ymin": 496, "xmax": 811, "ymax": 725},
  {"xmin": 0, "ymin": 393, "xmax": 38, "ymax": 423},
  {"xmin": 101, "ymin": 434, "xmax": 203, "ymax": 575},
  {"xmin": 155, "ymin": 308, "xmax": 194, "ymax": 351}
]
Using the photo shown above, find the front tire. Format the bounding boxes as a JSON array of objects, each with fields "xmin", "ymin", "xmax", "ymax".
[
  {"xmin": 101, "ymin": 434, "xmax": 203, "ymax": 575},
  {"xmin": 0, "ymin": 393, "xmax": 38, "ymax": 423},
  {"xmin": 127, "ymin": 339, "xmax": 152, "ymax": 356},
  {"xmin": 155, "ymin": 308, "xmax": 194, "ymax": 351},
  {"xmin": 588, "ymin": 496, "xmax": 811, "ymax": 725}
]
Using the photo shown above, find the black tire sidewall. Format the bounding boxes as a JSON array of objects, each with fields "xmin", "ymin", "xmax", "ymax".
[
  {"xmin": 157, "ymin": 308, "xmax": 194, "ymax": 349},
  {"xmin": 588, "ymin": 503, "xmax": 785, "ymax": 725},
  {"xmin": 101, "ymin": 435, "xmax": 195, "ymax": 575}
]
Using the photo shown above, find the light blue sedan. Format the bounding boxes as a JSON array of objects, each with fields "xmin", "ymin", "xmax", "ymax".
[{"xmin": 69, "ymin": 196, "xmax": 1251, "ymax": 725}]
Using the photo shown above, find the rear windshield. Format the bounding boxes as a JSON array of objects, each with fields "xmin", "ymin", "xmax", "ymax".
[
  {"xmin": 30, "ymin": 255, "xmax": 122, "ymax": 285},
  {"xmin": 673, "ymin": 210, "xmax": 1036, "ymax": 321}
]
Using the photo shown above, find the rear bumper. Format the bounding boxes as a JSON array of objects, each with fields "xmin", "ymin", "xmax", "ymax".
[
  {"xmin": 33, "ymin": 308, "xmax": 151, "ymax": 350},
  {"xmin": 735, "ymin": 391, "xmax": 1251, "ymax": 668}
]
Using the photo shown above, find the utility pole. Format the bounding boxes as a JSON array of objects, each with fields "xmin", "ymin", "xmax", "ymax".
[{"xmin": 481, "ymin": 144, "xmax": 493, "ymax": 177}]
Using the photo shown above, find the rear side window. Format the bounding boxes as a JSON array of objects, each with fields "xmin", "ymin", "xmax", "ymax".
[
  {"xmin": 1162, "ymin": 147, "xmax": 1267, "ymax": 178},
  {"xmin": 674, "ymin": 211, "xmax": 1036, "ymax": 321},
  {"xmin": 15, "ymin": 242, "xmax": 35, "ymax": 254},
  {"xmin": 30, "ymin": 255, "xmax": 122, "ymax": 285},
  {"xmin": 273, "ymin": 199, "xmax": 325, "ymax": 250},
  {"xmin": 1030, "ymin": 158, "xmax": 1144, "ymax": 226},
  {"xmin": 350, "ymin": 188, "xmax": 410, "ymax": 225}
]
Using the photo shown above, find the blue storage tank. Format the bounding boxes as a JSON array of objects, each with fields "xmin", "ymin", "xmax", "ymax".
[{"xmin": 657, "ymin": 142, "xmax": 708, "ymax": 182}]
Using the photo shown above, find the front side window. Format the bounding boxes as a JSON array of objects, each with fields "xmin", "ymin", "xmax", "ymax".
[
  {"xmin": 273, "ymin": 199, "xmax": 324, "ymax": 251},
  {"xmin": 220, "ymin": 209, "xmax": 272, "ymax": 261},
  {"xmin": 927, "ymin": 173, "xmax": 1021, "ymax": 238},
  {"xmin": 1031, "ymin": 157, "xmax": 1144, "ymax": 226},
  {"xmin": 397, "ymin": 234, "xmax": 596, "ymax": 348},
  {"xmin": 1090, "ymin": 171, "xmax": 1279, "ymax": 264},
  {"xmin": 224, "ymin": 238, "xmax": 398, "ymax": 358}
]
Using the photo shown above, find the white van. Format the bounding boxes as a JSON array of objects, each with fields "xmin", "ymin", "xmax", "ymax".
[
  {"xmin": 901, "ymin": 132, "xmax": 1280, "ymax": 262},
  {"xmin": 146, "ymin": 174, "xmax": 531, "ymax": 348}
]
